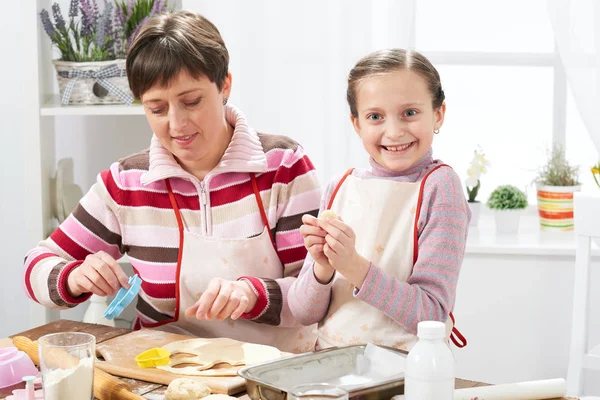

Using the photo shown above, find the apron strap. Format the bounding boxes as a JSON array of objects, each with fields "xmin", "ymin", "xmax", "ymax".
[
  {"xmin": 140, "ymin": 178, "xmax": 183, "ymax": 328},
  {"xmin": 327, "ymin": 168, "xmax": 355, "ymax": 209},
  {"xmin": 413, "ymin": 164, "xmax": 467, "ymax": 348},
  {"xmin": 250, "ymin": 174, "xmax": 277, "ymax": 250},
  {"xmin": 449, "ymin": 312, "xmax": 468, "ymax": 348},
  {"xmin": 166, "ymin": 179, "xmax": 185, "ymax": 237},
  {"xmin": 414, "ymin": 164, "xmax": 467, "ymax": 348}
]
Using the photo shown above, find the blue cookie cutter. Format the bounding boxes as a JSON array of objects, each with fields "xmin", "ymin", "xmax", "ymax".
[{"xmin": 103, "ymin": 274, "xmax": 142, "ymax": 320}]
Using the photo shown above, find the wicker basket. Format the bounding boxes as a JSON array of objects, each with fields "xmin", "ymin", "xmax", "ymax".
[{"xmin": 53, "ymin": 59, "xmax": 132, "ymax": 105}]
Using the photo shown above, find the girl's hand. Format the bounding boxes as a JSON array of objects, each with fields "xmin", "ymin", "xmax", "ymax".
[
  {"xmin": 185, "ymin": 278, "xmax": 257, "ymax": 321},
  {"xmin": 67, "ymin": 251, "xmax": 130, "ymax": 297},
  {"xmin": 300, "ymin": 214, "xmax": 335, "ymax": 283},
  {"xmin": 319, "ymin": 218, "xmax": 370, "ymax": 288}
]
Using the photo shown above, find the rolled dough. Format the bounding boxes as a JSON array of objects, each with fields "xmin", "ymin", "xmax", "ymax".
[
  {"xmin": 319, "ymin": 210, "xmax": 338, "ymax": 220},
  {"xmin": 157, "ymin": 337, "xmax": 281, "ymax": 376},
  {"xmin": 165, "ymin": 378, "xmax": 211, "ymax": 400}
]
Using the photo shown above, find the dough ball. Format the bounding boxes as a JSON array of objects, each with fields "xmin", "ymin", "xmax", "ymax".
[
  {"xmin": 319, "ymin": 210, "xmax": 338, "ymax": 220},
  {"xmin": 165, "ymin": 378, "xmax": 211, "ymax": 400},
  {"xmin": 202, "ymin": 396, "xmax": 237, "ymax": 400}
]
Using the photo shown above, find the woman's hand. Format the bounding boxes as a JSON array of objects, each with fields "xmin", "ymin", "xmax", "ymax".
[
  {"xmin": 185, "ymin": 278, "xmax": 258, "ymax": 321},
  {"xmin": 300, "ymin": 214, "xmax": 335, "ymax": 283},
  {"xmin": 66, "ymin": 251, "xmax": 130, "ymax": 297},
  {"xmin": 319, "ymin": 218, "xmax": 370, "ymax": 288}
]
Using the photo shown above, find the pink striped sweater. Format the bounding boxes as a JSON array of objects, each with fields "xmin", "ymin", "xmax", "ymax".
[
  {"xmin": 24, "ymin": 105, "xmax": 322, "ymax": 328},
  {"xmin": 288, "ymin": 150, "xmax": 470, "ymax": 334}
]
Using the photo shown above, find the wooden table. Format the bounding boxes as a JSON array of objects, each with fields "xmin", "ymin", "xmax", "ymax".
[{"xmin": 0, "ymin": 320, "xmax": 575, "ymax": 399}]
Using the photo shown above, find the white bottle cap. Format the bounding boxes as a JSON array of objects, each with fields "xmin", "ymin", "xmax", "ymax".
[{"xmin": 417, "ymin": 321, "xmax": 446, "ymax": 339}]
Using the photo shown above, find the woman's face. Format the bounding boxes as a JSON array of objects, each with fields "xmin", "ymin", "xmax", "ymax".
[{"xmin": 141, "ymin": 69, "xmax": 232, "ymax": 175}]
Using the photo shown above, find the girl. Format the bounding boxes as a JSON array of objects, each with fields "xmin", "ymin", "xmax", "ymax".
[{"xmin": 288, "ymin": 49, "xmax": 470, "ymax": 351}]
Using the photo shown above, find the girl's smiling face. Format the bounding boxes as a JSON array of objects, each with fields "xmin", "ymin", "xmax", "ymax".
[{"xmin": 351, "ymin": 69, "xmax": 445, "ymax": 172}]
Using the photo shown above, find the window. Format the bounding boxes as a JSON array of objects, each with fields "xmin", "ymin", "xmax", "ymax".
[
  {"xmin": 415, "ymin": 0, "xmax": 565, "ymax": 203},
  {"xmin": 433, "ymin": 66, "xmax": 553, "ymax": 201},
  {"xmin": 188, "ymin": 0, "xmax": 589, "ymax": 196},
  {"xmin": 416, "ymin": 0, "xmax": 555, "ymax": 53}
]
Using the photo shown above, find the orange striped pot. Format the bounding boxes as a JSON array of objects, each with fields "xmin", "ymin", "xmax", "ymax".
[{"xmin": 536, "ymin": 184, "xmax": 581, "ymax": 231}]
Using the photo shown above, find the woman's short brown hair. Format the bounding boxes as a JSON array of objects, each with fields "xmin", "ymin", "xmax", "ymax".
[
  {"xmin": 347, "ymin": 48, "xmax": 445, "ymax": 117},
  {"xmin": 126, "ymin": 11, "xmax": 229, "ymax": 99}
]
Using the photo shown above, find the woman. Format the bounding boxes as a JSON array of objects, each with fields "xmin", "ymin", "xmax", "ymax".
[{"xmin": 23, "ymin": 11, "xmax": 321, "ymax": 353}]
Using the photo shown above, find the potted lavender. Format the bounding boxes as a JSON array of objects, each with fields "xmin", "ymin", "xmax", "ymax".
[
  {"xmin": 115, "ymin": 0, "xmax": 172, "ymax": 56},
  {"xmin": 40, "ymin": 0, "xmax": 170, "ymax": 105},
  {"xmin": 40, "ymin": 0, "xmax": 131, "ymax": 105}
]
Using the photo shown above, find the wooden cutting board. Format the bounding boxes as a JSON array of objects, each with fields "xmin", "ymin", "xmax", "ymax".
[{"xmin": 95, "ymin": 330, "xmax": 247, "ymax": 395}]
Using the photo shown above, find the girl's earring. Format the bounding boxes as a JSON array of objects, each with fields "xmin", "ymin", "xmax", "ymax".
[
  {"xmin": 434, "ymin": 129, "xmax": 440, "ymax": 134},
  {"xmin": 223, "ymin": 97, "xmax": 228, "ymax": 105}
]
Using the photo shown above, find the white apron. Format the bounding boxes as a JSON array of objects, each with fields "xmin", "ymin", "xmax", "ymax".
[
  {"xmin": 142, "ymin": 174, "xmax": 317, "ymax": 354},
  {"xmin": 317, "ymin": 166, "xmax": 466, "ymax": 351}
]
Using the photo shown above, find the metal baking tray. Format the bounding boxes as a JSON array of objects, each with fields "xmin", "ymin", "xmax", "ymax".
[{"xmin": 238, "ymin": 345, "xmax": 407, "ymax": 400}]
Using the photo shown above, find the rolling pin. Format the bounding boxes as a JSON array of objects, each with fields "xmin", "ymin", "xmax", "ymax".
[
  {"xmin": 453, "ymin": 378, "xmax": 567, "ymax": 400},
  {"xmin": 12, "ymin": 336, "xmax": 144, "ymax": 400},
  {"xmin": 391, "ymin": 378, "xmax": 567, "ymax": 400}
]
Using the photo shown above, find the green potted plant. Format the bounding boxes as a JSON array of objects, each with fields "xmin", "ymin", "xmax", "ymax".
[
  {"xmin": 534, "ymin": 145, "xmax": 581, "ymax": 231},
  {"xmin": 465, "ymin": 146, "xmax": 489, "ymax": 227},
  {"xmin": 487, "ymin": 185, "xmax": 528, "ymax": 234}
]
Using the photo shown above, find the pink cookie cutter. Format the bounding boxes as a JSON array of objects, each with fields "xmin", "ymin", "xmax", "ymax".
[{"xmin": 6, "ymin": 376, "xmax": 44, "ymax": 400}]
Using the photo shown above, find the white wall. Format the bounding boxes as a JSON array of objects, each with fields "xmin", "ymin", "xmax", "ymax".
[
  {"xmin": 455, "ymin": 253, "xmax": 600, "ymax": 393},
  {"xmin": 55, "ymin": 116, "xmax": 151, "ymax": 196},
  {"xmin": 0, "ymin": 3, "xmax": 41, "ymax": 338}
]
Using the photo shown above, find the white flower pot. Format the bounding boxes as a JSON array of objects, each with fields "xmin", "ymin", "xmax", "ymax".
[
  {"xmin": 468, "ymin": 201, "xmax": 481, "ymax": 227},
  {"xmin": 494, "ymin": 209, "xmax": 522, "ymax": 234},
  {"xmin": 83, "ymin": 294, "xmax": 115, "ymax": 327}
]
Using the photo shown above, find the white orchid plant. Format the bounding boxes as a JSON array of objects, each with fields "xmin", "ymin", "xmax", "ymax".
[{"xmin": 465, "ymin": 147, "xmax": 490, "ymax": 203}]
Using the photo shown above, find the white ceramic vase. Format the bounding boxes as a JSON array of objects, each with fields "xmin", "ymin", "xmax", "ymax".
[
  {"xmin": 83, "ymin": 295, "xmax": 115, "ymax": 327},
  {"xmin": 468, "ymin": 202, "xmax": 481, "ymax": 227},
  {"xmin": 494, "ymin": 209, "xmax": 522, "ymax": 234}
]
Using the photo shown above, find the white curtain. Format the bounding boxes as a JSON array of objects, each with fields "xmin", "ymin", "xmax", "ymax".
[
  {"xmin": 182, "ymin": 0, "xmax": 415, "ymax": 184},
  {"xmin": 548, "ymin": 0, "xmax": 600, "ymax": 155}
]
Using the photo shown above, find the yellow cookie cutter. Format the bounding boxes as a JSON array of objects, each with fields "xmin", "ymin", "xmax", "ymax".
[{"xmin": 135, "ymin": 347, "xmax": 171, "ymax": 368}]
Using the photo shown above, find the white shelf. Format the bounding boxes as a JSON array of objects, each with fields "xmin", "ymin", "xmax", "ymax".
[
  {"xmin": 40, "ymin": 94, "xmax": 144, "ymax": 116},
  {"xmin": 466, "ymin": 214, "xmax": 600, "ymax": 257}
]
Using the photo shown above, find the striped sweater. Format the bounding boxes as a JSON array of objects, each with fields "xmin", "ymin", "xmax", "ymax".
[
  {"xmin": 288, "ymin": 150, "xmax": 471, "ymax": 334},
  {"xmin": 24, "ymin": 105, "xmax": 321, "ymax": 328}
]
